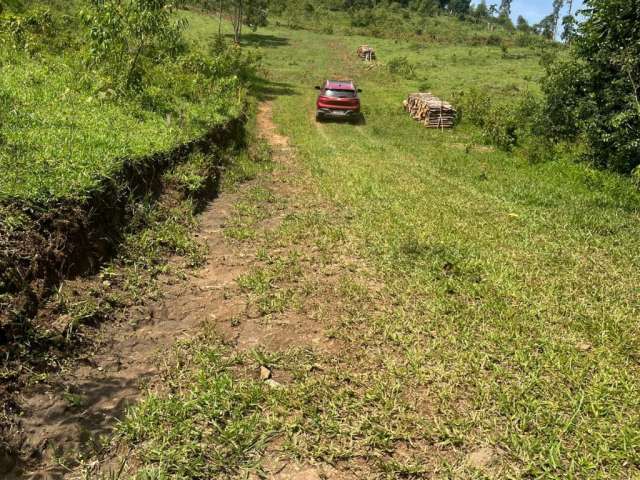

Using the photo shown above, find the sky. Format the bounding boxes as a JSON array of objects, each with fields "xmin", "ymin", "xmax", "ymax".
[{"xmin": 473, "ymin": 0, "xmax": 585, "ymax": 24}]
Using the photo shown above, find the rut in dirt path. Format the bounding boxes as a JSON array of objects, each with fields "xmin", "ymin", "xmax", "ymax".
[
  {"xmin": 11, "ymin": 183, "xmax": 252, "ymax": 480},
  {"xmin": 156, "ymin": 103, "xmax": 328, "ymax": 356},
  {"xmin": 8, "ymin": 103, "xmax": 297, "ymax": 480}
]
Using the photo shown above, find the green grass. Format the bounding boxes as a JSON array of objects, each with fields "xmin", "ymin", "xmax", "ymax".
[
  {"xmin": 108, "ymin": 14, "xmax": 640, "ymax": 480},
  {"xmin": 261, "ymin": 22, "xmax": 640, "ymax": 479},
  {"xmin": 0, "ymin": 6, "xmax": 243, "ymax": 203},
  {"xmin": 268, "ymin": 3, "xmax": 545, "ymax": 47}
]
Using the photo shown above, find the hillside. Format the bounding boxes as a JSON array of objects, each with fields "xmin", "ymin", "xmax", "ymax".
[
  {"xmin": 3, "ymin": 2, "xmax": 640, "ymax": 479},
  {"xmin": 0, "ymin": 2, "xmax": 246, "ymax": 202}
]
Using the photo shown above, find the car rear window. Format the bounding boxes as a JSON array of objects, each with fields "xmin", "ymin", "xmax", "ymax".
[{"xmin": 324, "ymin": 89, "xmax": 356, "ymax": 98}]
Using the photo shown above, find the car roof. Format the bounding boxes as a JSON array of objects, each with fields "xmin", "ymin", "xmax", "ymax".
[{"xmin": 325, "ymin": 80, "xmax": 355, "ymax": 90}]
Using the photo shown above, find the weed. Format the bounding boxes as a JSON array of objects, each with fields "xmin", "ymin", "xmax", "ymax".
[
  {"xmin": 118, "ymin": 338, "xmax": 279, "ymax": 479},
  {"xmin": 387, "ymin": 56, "xmax": 416, "ymax": 79}
]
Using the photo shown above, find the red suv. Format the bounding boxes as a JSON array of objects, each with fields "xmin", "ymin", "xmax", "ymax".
[{"xmin": 315, "ymin": 80, "xmax": 362, "ymax": 123}]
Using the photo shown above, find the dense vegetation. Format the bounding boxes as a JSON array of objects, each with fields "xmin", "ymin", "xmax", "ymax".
[
  {"xmin": 0, "ymin": 0, "xmax": 255, "ymax": 202},
  {"xmin": 543, "ymin": 0, "xmax": 640, "ymax": 175}
]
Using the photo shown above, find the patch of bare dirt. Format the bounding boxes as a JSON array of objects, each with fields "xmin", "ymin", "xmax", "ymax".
[{"xmin": 6, "ymin": 186, "xmax": 257, "ymax": 479}]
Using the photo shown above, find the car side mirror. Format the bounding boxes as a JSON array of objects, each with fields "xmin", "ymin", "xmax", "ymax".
[{"xmin": 315, "ymin": 86, "xmax": 322, "ymax": 90}]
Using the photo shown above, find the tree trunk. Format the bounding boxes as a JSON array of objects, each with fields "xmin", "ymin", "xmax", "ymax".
[{"xmin": 233, "ymin": 0, "xmax": 243, "ymax": 44}]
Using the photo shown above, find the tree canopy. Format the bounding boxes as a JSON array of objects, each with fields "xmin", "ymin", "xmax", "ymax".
[{"xmin": 544, "ymin": 0, "xmax": 640, "ymax": 173}]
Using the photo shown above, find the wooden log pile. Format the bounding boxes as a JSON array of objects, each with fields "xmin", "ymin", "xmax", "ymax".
[
  {"xmin": 403, "ymin": 93, "xmax": 457, "ymax": 129},
  {"xmin": 357, "ymin": 45, "xmax": 376, "ymax": 61}
]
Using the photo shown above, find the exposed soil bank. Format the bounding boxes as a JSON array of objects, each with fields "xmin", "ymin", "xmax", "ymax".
[
  {"xmin": 0, "ymin": 117, "xmax": 245, "ymax": 338},
  {"xmin": 0, "ymin": 115, "xmax": 246, "ymax": 477}
]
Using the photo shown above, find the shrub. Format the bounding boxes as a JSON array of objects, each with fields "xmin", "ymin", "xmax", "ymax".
[
  {"xmin": 0, "ymin": 7, "xmax": 57, "ymax": 53},
  {"xmin": 632, "ymin": 166, "xmax": 640, "ymax": 188},
  {"xmin": 84, "ymin": 0, "xmax": 187, "ymax": 92},
  {"xmin": 457, "ymin": 88, "xmax": 547, "ymax": 152},
  {"xmin": 180, "ymin": 37, "xmax": 259, "ymax": 83},
  {"xmin": 321, "ymin": 25, "xmax": 334, "ymax": 35},
  {"xmin": 350, "ymin": 10, "xmax": 374, "ymax": 28},
  {"xmin": 514, "ymin": 32, "xmax": 545, "ymax": 48},
  {"xmin": 388, "ymin": 56, "xmax": 416, "ymax": 79},
  {"xmin": 486, "ymin": 33, "xmax": 502, "ymax": 46},
  {"xmin": 542, "ymin": 0, "xmax": 640, "ymax": 174}
]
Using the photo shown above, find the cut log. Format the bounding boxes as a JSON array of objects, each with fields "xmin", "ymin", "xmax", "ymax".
[{"xmin": 404, "ymin": 93, "xmax": 457, "ymax": 129}]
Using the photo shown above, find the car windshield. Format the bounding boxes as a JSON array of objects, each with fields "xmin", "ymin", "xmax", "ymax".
[{"xmin": 324, "ymin": 89, "xmax": 356, "ymax": 98}]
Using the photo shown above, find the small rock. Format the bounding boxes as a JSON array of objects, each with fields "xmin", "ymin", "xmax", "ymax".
[
  {"xmin": 260, "ymin": 366, "xmax": 272, "ymax": 380},
  {"xmin": 265, "ymin": 379, "xmax": 283, "ymax": 389},
  {"xmin": 467, "ymin": 447, "xmax": 495, "ymax": 469}
]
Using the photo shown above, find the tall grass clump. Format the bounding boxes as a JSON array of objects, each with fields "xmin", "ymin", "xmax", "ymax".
[{"xmin": 388, "ymin": 56, "xmax": 416, "ymax": 79}]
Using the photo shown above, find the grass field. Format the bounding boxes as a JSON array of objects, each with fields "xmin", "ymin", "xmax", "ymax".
[
  {"xmin": 82, "ymin": 12, "xmax": 640, "ymax": 480},
  {"xmin": 0, "ymin": 6, "xmax": 243, "ymax": 203},
  {"xmin": 263, "ymin": 24, "xmax": 640, "ymax": 478}
]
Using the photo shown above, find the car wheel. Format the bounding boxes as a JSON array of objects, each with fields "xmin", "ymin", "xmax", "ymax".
[{"xmin": 315, "ymin": 112, "xmax": 323, "ymax": 122}]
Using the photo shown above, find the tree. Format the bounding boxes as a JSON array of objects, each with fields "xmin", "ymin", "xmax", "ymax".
[
  {"xmin": 473, "ymin": 0, "xmax": 489, "ymax": 18},
  {"xmin": 448, "ymin": 0, "xmax": 471, "ymax": 16},
  {"xmin": 499, "ymin": 0, "xmax": 512, "ymax": 17},
  {"xmin": 551, "ymin": 0, "xmax": 563, "ymax": 38},
  {"xmin": 561, "ymin": 14, "xmax": 577, "ymax": 43},
  {"xmin": 534, "ymin": 14, "xmax": 555, "ymax": 39},
  {"xmin": 85, "ymin": 0, "xmax": 186, "ymax": 91},
  {"xmin": 543, "ymin": 0, "xmax": 640, "ymax": 173},
  {"xmin": 516, "ymin": 15, "xmax": 530, "ymax": 33},
  {"xmin": 230, "ymin": 0, "xmax": 268, "ymax": 43}
]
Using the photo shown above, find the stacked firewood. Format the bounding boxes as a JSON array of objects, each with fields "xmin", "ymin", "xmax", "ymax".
[
  {"xmin": 357, "ymin": 45, "xmax": 376, "ymax": 61},
  {"xmin": 403, "ymin": 93, "xmax": 457, "ymax": 129}
]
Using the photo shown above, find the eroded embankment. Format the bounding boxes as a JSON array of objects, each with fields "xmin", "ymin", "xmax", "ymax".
[
  {"xmin": 0, "ymin": 114, "xmax": 246, "ymax": 475},
  {"xmin": 0, "ymin": 116, "xmax": 245, "ymax": 337}
]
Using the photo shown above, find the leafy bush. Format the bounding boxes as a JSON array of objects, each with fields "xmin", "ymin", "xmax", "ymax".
[
  {"xmin": 542, "ymin": 0, "xmax": 640, "ymax": 174},
  {"xmin": 0, "ymin": 7, "xmax": 62, "ymax": 53},
  {"xmin": 321, "ymin": 25, "xmax": 333, "ymax": 34},
  {"xmin": 350, "ymin": 9, "xmax": 374, "ymax": 28},
  {"xmin": 84, "ymin": 0, "xmax": 187, "ymax": 92},
  {"xmin": 388, "ymin": 56, "xmax": 416, "ymax": 79},
  {"xmin": 632, "ymin": 166, "xmax": 640, "ymax": 188},
  {"xmin": 181, "ymin": 38, "xmax": 259, "ymax": 84},
  {"xmin": 486, "ymin": 33, "xmax": 502, "ymax": 46},
  {"xmin": 457, "ymin": 88, "xmax": 547, "ymax": 154}
]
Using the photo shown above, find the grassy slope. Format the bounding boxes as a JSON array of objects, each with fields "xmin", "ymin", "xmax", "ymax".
[
  {"xmin": 118, "ymin": 13, "xmax": 640, "ymax": 480},
  {"xmin": 272, "ymin": 4, "xmax": 537, "ymax": 47},
  {"xmin": 264, "ymin": 25, "xmax": 640, "ymax": 477},
  {"xmin": 0, "ymin": 6, "xmax": 240, "ymax": 202}
]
